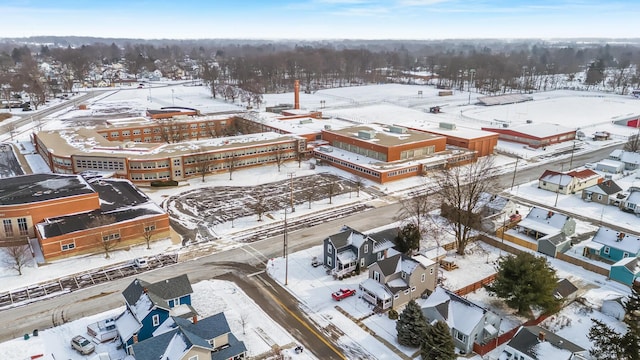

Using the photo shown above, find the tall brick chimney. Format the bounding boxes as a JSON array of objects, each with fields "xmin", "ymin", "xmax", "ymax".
[{"xmin": 294, "ymin": 80, "xmax": 300, "ymax": 110}]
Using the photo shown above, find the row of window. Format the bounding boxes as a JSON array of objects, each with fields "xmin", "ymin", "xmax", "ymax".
[
  {"xmin": 400, "ymin": 146, "xmax": 435, "ymax": 160},
  {"xmin": 315, "ymin": 153, "xmax": 381, "ymax": 178},
  {"xmin": 76, "ymin": 159, "xmax": 125, "ymax": 171},
  {"xmin": 387, "ymin": 166, "xmax": 418, "ymax": 178},
  {"xmin": 2, "ymin": 218, "xmax": 29, "ymax": 238},
  {"xmin": 333, "ymin": 141, "xmax": 387, "ymax": 161}
]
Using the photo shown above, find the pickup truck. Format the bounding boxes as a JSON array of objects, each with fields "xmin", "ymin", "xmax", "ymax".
[{"xmin": 331, "ymin": 288, "xmax": 356, "ymax": 301}]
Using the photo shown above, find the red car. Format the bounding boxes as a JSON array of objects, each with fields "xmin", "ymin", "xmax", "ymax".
[{"xmin": 332, "ymin": 288, "xmax": 356, "ymax": 301}]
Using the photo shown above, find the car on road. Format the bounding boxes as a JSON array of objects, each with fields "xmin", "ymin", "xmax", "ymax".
[
  {"xmin": 332, "ymin": 288, "xmax": 356, "ymax": 301},
  {"xmin": 133, "ymin": 257, "xmax": 148, "ymax": 268},
  {"xmin": 71, "ymin": 335, "xmax": 95, "ymax": 355}
]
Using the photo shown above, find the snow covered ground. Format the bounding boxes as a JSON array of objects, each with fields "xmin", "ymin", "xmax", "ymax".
[{"xmin": 0, "ymin": 82, "xmax": 638, "ymax": 358}]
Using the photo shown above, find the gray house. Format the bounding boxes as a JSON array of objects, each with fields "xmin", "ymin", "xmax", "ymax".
[
  {"xmin": 359, "ymin": 254, "xmax": 437, "ymax": 310},
  {"xmin": 421, "ymin": 286, "xmax": 501, "ymax": 355},
  {"xmin": 609, "ymin": 149, "xmax": 640, "ymax": 170},
  {"xmin": 516, "ymin": 207, "xmax": 576, "ymax": 240},
  {"xmin": 323, "ymin": 226, "xmax": 395, "ymax": 277},
  {"xmin": 622, "ymin": 189, "xmax": 640, "ymax": 215},
  {"xmin": 582, "ymin": 179, "xmax": 624, "ymax": 206},
  {"xmin": 595, "ymin": 159, "xmax": 625, "ymax": 174}
]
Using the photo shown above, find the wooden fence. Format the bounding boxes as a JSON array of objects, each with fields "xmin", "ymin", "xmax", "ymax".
[
  {"xmin": 454, "ymin": 273, "xmax": 497, "ymax": 296},
  {"xmin": 472, "ymin": 312, "xmax": 553, "ymax": 356}
]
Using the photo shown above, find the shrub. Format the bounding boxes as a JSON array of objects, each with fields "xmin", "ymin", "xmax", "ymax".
[{"xmin": 388, "ymin": 309, "xmax": 399, "ymax": 320}]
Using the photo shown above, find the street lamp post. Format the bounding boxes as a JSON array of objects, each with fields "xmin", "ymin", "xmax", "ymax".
[{"xmin": 283, "ymin": 209, "xmax": 289, "ymax": 286}]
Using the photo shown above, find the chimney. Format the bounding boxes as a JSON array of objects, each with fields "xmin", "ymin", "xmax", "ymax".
[
  {"xmin": 193, "ymin": 315, "xmax": 198, "ymax": 324},
  {"xmin": 143, "ymin": 287, "xmax": 148, "ymax": 293},
  {"xmin": 538, "ymin": 331, "xmax": 545, "ymax": 342},
  {"xmin": 133, "ymin": 334, "xmax": 138, "ymax": 343},
  {"xmin": 294, "ymin": 80, "xmax": 300, "ymax": 110}
]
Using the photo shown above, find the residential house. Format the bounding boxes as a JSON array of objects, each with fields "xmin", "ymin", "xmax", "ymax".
[
  {"xmin": 610, "ymin": 257, "xmax": 640, "ymax": 286},
  {"xmin": 130, "ymin": 314, "xmax": 246, "ymax": 360},
  {"xmin": 323, "ymin": 226, "xmax": 395, "ymax": 277},
  {"xmin": 116, "ymin": 274, "xmax": 197, "ymax": 351},
  {"xmin": 477, "ymin": 193, "xmax": 519, "ymax": 232},
  {"xmin": 502, "ymin": 325, "xmax": 588, "ymax": 360},
  {"xmin": 582, "ymin": 179, "xmax": 624, "ymax": 206},
  {"xmin": 421, "ymin": 287, "xmax": 502, "ymax": 355},
  {"xmin": 538, "ymin": 169, "xmax": 601, "ymax": 195},
  {"xmin": 584, "ymin": 226, "xmax": 640, "ymax": 262},
  {"xmin": 516, "ymin": 207, "xmax": 576, "ymax": 240},
  {"xmin": 359, "ymin": 254, "xmax": 437, "ymax": 310},
  {"xmin": 609, "ymin": 149, "xmax": 640, "ymax": 170},
  {"xmin": 622, "ymin": 188, "xmax": 640, "ymax": 215},
  {"xmin": 553, "ymin": 279, "xmax": 579, "ymax": 305},
  {"xmin": 595, "ymin": 159, "xmax": 625, "ymax": 174}
]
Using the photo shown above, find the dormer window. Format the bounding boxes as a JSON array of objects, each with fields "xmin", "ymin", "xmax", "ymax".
[{"xmin": 171, "ymin": 297, "xmax": 181, "ymax": 307}]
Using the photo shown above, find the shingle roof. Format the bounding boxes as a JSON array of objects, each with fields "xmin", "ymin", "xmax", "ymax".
[
  {"xmin": 584, "ymin": 179, "xmax": 622, "ymax": 196},
  {"xmin": 122, "ymin": 274, "xmax": 193, "ymax": 311},
  {"xmin": 507, "ymin": 325, "xmax": 585, "ymax": 359},
  {"xmin": 554, "ymin": 279, "xmax": 578, "ymax": 299}
]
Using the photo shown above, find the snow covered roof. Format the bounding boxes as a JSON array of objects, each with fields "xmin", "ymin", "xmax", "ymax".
[
  {"xmin": 612, "ymin": 257, "xmax": 640, "ymax": 274},
  {"xmin": 0, "ymin": 173, "xmax": 95, "ymax": 206},
  {"xmin": 421, "ymin": 287, "xmax": 487, "ymax": 335},
  {"xmin": 626, "ymin": 190, "xmax": 640, "ymax": 205},
  {"xmin": 359, "ymin": 278, "xmax": 392, "ymax": 300},
  {"xmin": 115, "ymin": 309, "xmax": 141, "ymax": 343},
  {"xmin": 518, "ymin": 207, "xmax": 571, "ymax": 234},
  {"xmin": 583, "ymin": 179, "xmax": 623, "ymax": 196},
  {"xmin": 506, "ymin": 325, "xmax": 585, "ymax": 360},
  {"xmin": 591, "ymin": 226, "xmax": 640, "ymax": 255},
  {"xmin": 336, "ymin": 249, "xmax": 357, "ymax": 264},
  {"xmin": 538, "ymin": 170, "xmax": 572, "ymax": 186}
]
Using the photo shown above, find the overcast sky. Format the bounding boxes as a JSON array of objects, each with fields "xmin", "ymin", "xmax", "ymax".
[{"xmin": 3, "ymin": 0, "xmax": 639, "ymax": 40}]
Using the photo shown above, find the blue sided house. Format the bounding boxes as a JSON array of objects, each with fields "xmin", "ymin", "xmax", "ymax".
[
  {"xmin": 115, "ymin": 274, "xmax": 197, "ymax": 351},
  {"xmin": 610, "ymin": 257, "xmax": 640, "ymax": 287},
  {"xmin": 584, "ymin": 226, "xmax": 640, "ymax": 262},
  {"xmin": 130, "ymin": 313, "xmax": 247, "ymax": 360}
]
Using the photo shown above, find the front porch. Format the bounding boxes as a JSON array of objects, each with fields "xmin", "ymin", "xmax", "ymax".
[{"xmin": 359, "ymin": 278, "xmax": 393, "ymax": 310}]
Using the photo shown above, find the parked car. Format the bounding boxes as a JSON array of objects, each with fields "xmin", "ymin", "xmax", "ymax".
[
  {"xmin": 331, "ymin": 288, "xmax": 356, "ymax": 301},
  {"xmin": 311, "ymin": 256, "xmax": 322, "ymax": 267},
  {"xmin": 133, "ymin": 257, "xmax": 148, "ymax": 268},
  {"xmin": 71, "ymin": 335, "xmax": 95, "ymax": 355}
]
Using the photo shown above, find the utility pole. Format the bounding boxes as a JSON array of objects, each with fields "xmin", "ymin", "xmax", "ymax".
[
  {"xmin": 288, "ymin": 172, "xmax": 295, "ymax": 213},
  {"xmin": 283, "ymin": 209, "xmax": 289, "ymax": 286},
  {"xmin": 554, "ymin": 164, "xmax": 564, "ymax": 207},
  {"xmin": 510, "ymin": 157, "xmax": 519, "ymax": 191},
  {"xmin": 568, "ymin": 141, "xmax": 577, "ymax": 169}
]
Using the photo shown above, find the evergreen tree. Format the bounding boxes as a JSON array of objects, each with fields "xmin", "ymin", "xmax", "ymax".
[
  {"xmin": 396, "ymin": 300, "xmax": 428, "ymax": 347},
  {"xmin": 588, "ymin": 282, "xmax": 640, "ymax": 360},
  {"xmin": 484, "ymin": 252, "xmax": 560, "ymax": 316},
  {"xmin": 422, "ymin": 320, "xmax": 456, "ymax": 360},
  {"xmin": 395, "ymin": 223, "xmax": 421, "ymax": 254}
]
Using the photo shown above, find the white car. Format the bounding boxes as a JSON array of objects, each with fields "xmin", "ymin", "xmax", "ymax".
[
  {"xmin": 71, "ymin": 335, "xmax": 95, "ymax": 355},
  {"xmin": 133, "ymin": 257, "xmax": 148, "ymax": 268}
]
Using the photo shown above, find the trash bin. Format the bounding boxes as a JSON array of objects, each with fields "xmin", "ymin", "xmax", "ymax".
[
  {"xmin": 23, "ymin": 334, "xmax": 29, "ymax": 340},
  {"xmin": 33, "ymin": 329, "xmax": 38, "ymax": 337}
]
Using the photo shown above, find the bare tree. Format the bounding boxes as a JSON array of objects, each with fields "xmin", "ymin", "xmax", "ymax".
[
  {"xmin": 273, "ymin": 146, "xmax": 284, "ymax": 172},
  {"xmin": 396, "ymin": 192, "xmax": 433, "ymax": 235},
  {"xmin": 325, "ymin": 179, "xmax": 337, "ymax": 204},
  {"xmin": 352, "ymin": 176, "xmax": 365, "ymax": 198},
  {"xmin": 201, "ymin": 61, "xmax": 219, "ymax": 99},
  {"xmin": 226, "ymin": 152, "xmax": 237, "ymax": 180},
  {"xmin": 239, "ymin": 312, "xmax": 250, "ymax": 335},
  {"xmin": 2, "ymin": 244, "xmax": 31, "ymax": 275},
  {"xmin": 194, "ymin": 154, "xmax": 212, "ymax": 182},
  {"xmin": 624, "ymin": 130, "xmax": 640, "ymax": 152},
  {"xmin": 248, "ymin": 191, "xmax": 270, "ymax": 221},
  {"xmin": 142, "ymin": 223, "xmax": 155, "ymax": 250},
  {"xmin": 296, "ymin": 149, "xmax": 304, "ymax": 168},
  {"xmin": 87, "ymin": 214, "xmax": 118, "ymax": 259},
  {"xmin": 432, "ymin": 157, "xmax": 498, "ymax": 255},
  {"xmin": 304, "ymin": 179, "xmax": 318, "ymax": 209}
]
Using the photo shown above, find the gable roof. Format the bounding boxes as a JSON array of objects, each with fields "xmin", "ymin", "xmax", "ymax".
[
  {"xmin": 538, "ymin": 170, "xmax": 572, "ymax": 186},
  {"xmin": 613, "ymin": 257, "xmax": 640, "ymax": 274},
  {"xmin": 123, "ymin": 275, "xmax": 194, "ymax": 315},
  {"xmin": 583, "ymin": 179, "xmax": 622, "ymax": 196},
  {"xmin": 626, "ymin": 190, "xmax": 640, "ymax": 205},
  {"xmin": 592, "ymin": 226, "xmax": 640, "ymax": 255},
  {"xmin": 376, "ymin": 253, "xmax": 403, "ymax": 276},
  {"xmin": 421, "ymin": 287, "xmax": 487, "ymax": 335},
  {"xmin": 553, "ymin": 279, "xmax": 578, "ymax": 300},
  {"xmin": 518, "ymin": 207, "xmax": 571, "ymax": 234},
  {"xmin": 326, "ymin": 227, "xmax": 368, "ymax": 250},
  {"xmin": 507, "ymin": 325, "xmax": 585, "ymax": 359},
  {"xmin": 566, "ymin": 168, "xmax": 599, "ymax": 180}
]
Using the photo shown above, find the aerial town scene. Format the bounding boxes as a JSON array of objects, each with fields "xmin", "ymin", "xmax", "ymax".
[{"xmin": 0, "ymin": 1, "xmax": 639, "ymax": 360}]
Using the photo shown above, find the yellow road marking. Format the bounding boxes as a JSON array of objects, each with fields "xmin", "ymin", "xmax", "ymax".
[{"xmin": 262, "ymin": 284, "xmax": 346, "ymax": 359}]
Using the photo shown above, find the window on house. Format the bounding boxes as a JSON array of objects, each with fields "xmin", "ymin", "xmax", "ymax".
[
  {"xmin": 327, "ymin": 257, "xmax": 332, "ymax": 266},
  {"xmin": 152, "ymin": 314, "xmax": 160, "ymax": 326},
  {"xmin": 327, "ymin": 244, "xmax": 332, "ymax": 254},
  {"xmin": 373, "ymin": 271, "xmax": 380, "ymax": 282},
  {"xmin": 377, "ymin": 252, "xmax": 384, "ymax": 260},
  {"xmin": 411, "ymin": 286, "xmax": 416, "ymax": 292},
  {"xmin": 394, "ymin": 294, "xmax": 400, "ymax": 299},
  {"xmin": 188, "ymin": 356, "xmax": 198, "ymax": 360},
  {"xmin": 360, "ymin": 258, "xmax": 365, "ymax": 267},
  {"xmin": 429, "ymin": 268, "xmax": 434, "ymax": 275},
  {"xmin": 604, "ymin": 246, "xmax": 610, "ymax": 255},
  {"xmin": 597, "ymin": 194, "xmax": 603, "ymax": 200},
  {"xmin": 401, "ymin": 272, "xmax": 406, "ymax": 279},
  {"xmin": 171, "ymin": 297, "xmax": 180, "ymax": 307},
  {"xmin": 404, "ymin": 289, "xmax": 410, "ymax": 295},
  {"xmin": 61, "ymin": 242, "xmax": 75, "ymax": 251},
  {"xmin": 364, "ymin": 244, "xmax": 368, "ymax": 253},
  {"xmin": 455, "ymin": 330, "xmax": 466, "ymax": 342},
  {"xmin": 421, "ymin": 274, "xmax": 426, "ymax": 282},
  {"xmin": 623, "ymin": 252, "xmax": 629, "ymax": 258}
]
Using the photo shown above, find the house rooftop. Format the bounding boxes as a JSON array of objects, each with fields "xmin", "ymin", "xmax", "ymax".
[
  {"xmin": 592, "ymin": 226, "xmax": 640, "ymax": 255},
  {"xmin": 507, "ymin": 325, "xmax": 585, "ymax": 359}
]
